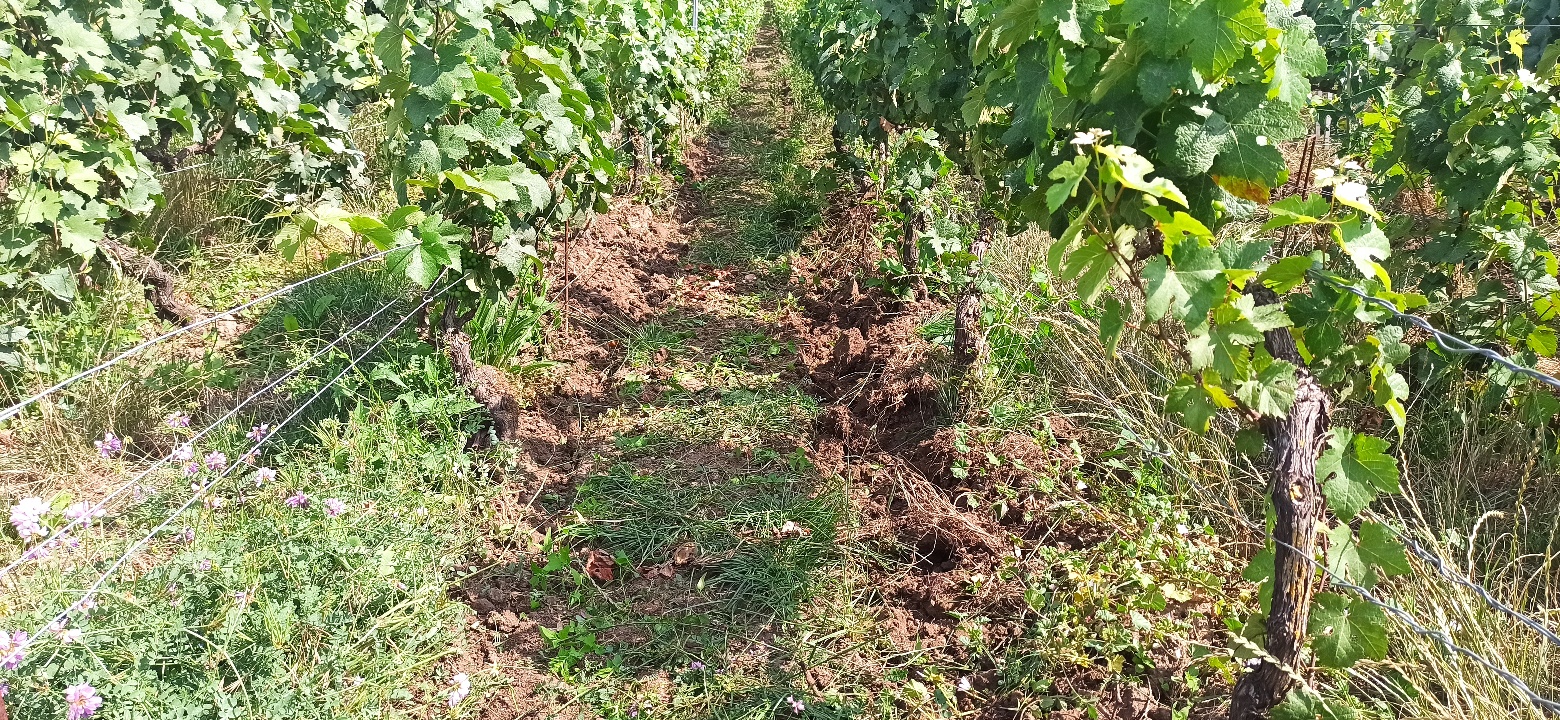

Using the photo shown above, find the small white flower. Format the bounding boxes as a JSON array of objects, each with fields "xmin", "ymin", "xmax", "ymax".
[{"xmin": 1255, "ymin": 135, "xmax": 1269, "ymax": 146}]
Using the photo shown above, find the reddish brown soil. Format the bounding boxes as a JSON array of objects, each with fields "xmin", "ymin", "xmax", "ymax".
[{"xmin": 438, "ymin": 27, "xmax": 1226, "ymax": 720}]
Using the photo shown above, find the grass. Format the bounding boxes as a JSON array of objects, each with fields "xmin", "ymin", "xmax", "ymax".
[{"xmin": 0, "ymin": 338, "xmax": 486, "ymax": 718}]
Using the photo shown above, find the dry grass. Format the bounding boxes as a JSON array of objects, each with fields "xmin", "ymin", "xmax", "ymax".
[{"xmin": 977, "ymin": 223, "xmax": 1560, "ymax": 717}]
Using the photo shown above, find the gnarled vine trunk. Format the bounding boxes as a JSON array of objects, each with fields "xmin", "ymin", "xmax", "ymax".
[
  {"xmin": 952, "ymin": 217, "xmax": 993, "ymax": 370},
  {"xmin": 102, "ymin": 237, "xmax": 207, "ymax": 325},
  {"xmin": 1229, "ymin": 287, "xmax": 1333, "ymax": 720},
  {"xmin": 899, "ymin": 196, "xmax": 927, "ymax": 299},
  {"xmin": 831, "ymin": 126, "xmax": 869, "ymax": 193}
]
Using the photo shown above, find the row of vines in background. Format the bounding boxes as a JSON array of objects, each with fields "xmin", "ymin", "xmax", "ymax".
[
  {"xmin": 0, "ymin": 0, "xmax": 759, "ymax": 383},
  {"xmin": 786, "ymin": 0, "xmax": 1559, "ymax": 717}
]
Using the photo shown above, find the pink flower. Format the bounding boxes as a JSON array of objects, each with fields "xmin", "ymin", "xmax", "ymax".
[
  {"xmin": 255, "ymin": 468, "xmax": 276, "ymax": 486},
  {"xmin": 93, "ymin": 432, "xmax": 122, "ymax": 458},
  {"xmin": 64, "ymin": 501, "xmax": 103, "ymax": 526},
  {"xmin": 184, "ymin": 462, "xmax": 201, "ymax": 477},
  {"xmin": 204, "ymin": 452, "xmax": 227, "ymax": 472},
  {"xmin": 0, "ymin": 630, "xmax": 28, "ymax": 669},
  {"xmin": 448, "ymin": 673, "xmax": 470, "ymax": 708},
  {"xmin": 786, "ymin": 696, "xmax": 805, "ymax": 714},
  {"xmin": 172, "ymin": 444, "xmax": 194, "ymax": 462},
  {"xmin": 323, "ymin": 498, "xmax": 347, "ymax": 518},
  {"xmin": 166, "ymin": 412, "xmax": 191, "ymax": 429},
  {"xmin": 65, "ymin": 681, "xmax": 103, "ymax": 720},
  {"xmin": 9, "ymin": 497, "xmax": 48, "ymax": 543},
  {"xmin": 246, "ymin": 424, "xmax": 270, "ymax": 442},
  {"xmin": 285, "ymin": 492, "xmax": 309, "ymax": 509}
]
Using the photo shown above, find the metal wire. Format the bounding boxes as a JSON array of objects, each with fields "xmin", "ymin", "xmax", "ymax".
[
  {"xmin": 1313, "ymin": 273, "xmax": 1560, "ymax": 393},
  {"xmin": 0, "ymin": 243, "xmax": 414, "ymax": 424},
  {"xmin": 1395, "ymin": 531, "xmax": 1560, "ymax": 650},
  {"xmin": 16, "ymin": 275, "xmax": 459, "ymax": 657},
  {"xmin": 0, "ymin": 282, "xmax": 421, "ymax": 584},
  {"xmin": 1268, "ymin": 534, "xmax": 1560, "ymax": 715}
]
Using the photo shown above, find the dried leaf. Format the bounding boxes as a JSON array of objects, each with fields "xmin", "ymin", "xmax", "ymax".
[
  {"xmin": 671, "ymin": 542, "xmax": 699, "ymax": 565},
  {"xmin": 583, "ymin": 549, "xmax": 615, "ymax": 582}
]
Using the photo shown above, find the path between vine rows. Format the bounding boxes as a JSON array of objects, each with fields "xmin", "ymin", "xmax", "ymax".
[{"xmin": 441, "ymin": 25, "xmax": 1225, "ymax": 720}]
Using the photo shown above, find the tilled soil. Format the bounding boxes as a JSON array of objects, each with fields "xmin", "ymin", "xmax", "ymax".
[{"xmin": 439, "ymin": 23, "xmax": 1232, "ymax": 720}]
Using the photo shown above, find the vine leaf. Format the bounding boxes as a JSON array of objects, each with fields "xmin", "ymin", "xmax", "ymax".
[
  {"xmin": 1260, "ymin": 256, "xmax": 1314, "ymax": 292},
  {"xmin": 1309, "ymin": 592, "xmax": 1389, "ymax": 669},
  {"xmin": 1273, "ymin": 689, "xmax": 1358, "ymax": 720},
  {"xmin": 1325, "ymin": 522, "xmax": 1368, "ymax": 586},
  {"xmin": 1234, "ymin": 355, "xmax": 1297, "ymax": 417},
  {"xmin": 1262, "ymin": 194, "xmax": 1330, "ymax": 231},
  {"xmin": 1142, "ymin": 242, "xmax": 1224, "ymax": 324},
  {"xmin": 1047, "ymin": 156, "xmax": 1089, "ymax": 214},
  {"xmin": 1060, "ymin": 233, "xmax": 1119, "ymax": 304},
  {"xmin": 1338, "ymin": 217, "xmax": 1391, "ymax": 282},
  {"xmin": 1185, "ymin": 0, "xmax": 1265, "ymax": 80},
  {"xmin": 1100, "ymin": 296, "xmax": 1125, "ymax": 357},
  {"xmin": 1357, "ymin": 521, "xmax": 1412, "ymax": 578},
  {"xmin": 1167, "ymin": 374, "xmax": 1221, "ymax": 433},
  {"xmin": 1317, "ymin": 429, "xmax": 1400, "ymax": 521}
]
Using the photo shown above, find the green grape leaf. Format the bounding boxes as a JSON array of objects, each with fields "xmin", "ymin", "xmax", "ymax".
[
  {"xmin": 1100, "ymin": 296, "xmax": 1125, "ymax": 357},
  {"xmin": 1262, "ymin": 194, "xmax": 1330, "ymax": 230},
  {"xmin": 1047, "ymin": 155, "xmax": 1089, "ymax": 214},
  {"xmin": 1317, "ymin": 429, "xmax": 1400, "ymax": 521},
  {"xmin": 1142, "ymin": 241, "xmax": 1225, "ymax": 324},
  {"xmin": 1234, "ymin": 357, "xmax": 1296, "ymax": 416},
  {"xmin": 14, "ymin": 185, "xmax": 63, "ymax": 224},
  {"xmin": 1338, "ymin": 218, "xmax": 1391, "ymax": 282},
  {"xmin": 1167, "ymin": 374, "xmax": 1221, "ymax": 433},
  {"xmin": 1266, "ymin": 8, "xmax": 1326, "ymax": 108},
  {"xmin": 57, "ymin": 216, "xmax": 103, "ymax": 259},
  {"xmin": 1099, "ymin": 146, "xmax": 1188, "ymax": 206},
  {"xmin": 1357, "ymin": 522, "xmax": 1412, "ymax": 578},
  {"xmin": 472, "ymin": 69, "xmax": 513, "ymax": 110},
  {"xmin": 35, "ymin": 265, "xmax": 78, "ymax": 302},
  {"xmin": 1163, "ymin": 114, "xmax": 1232, "ymax": 178},
  {"xmin": 1185, "ymin": 0, "xmax": 1266, "ymax": 79},
  {"xmin": 1528, "ymin": 326, "xmax": 1557, "ymax": 357},
  {"xmin": 1325, "ymin": 522, "xmax": 1368, "ymax": 586},
  {"xmin": 1309, "ymin": 592, "xmax": 1389, "ymax": 669},
  {"xmin": 1273, "ymin": 690, "xmax": 1358, "ymax": 720},
  {"xmin": 1230, "ymin": 293, "xmax": 1292, "ymax": 331},
  {"xmin": 1061, "ymin": 233, "xmax": 1119, "ymax": 305},
  {"xmin": 1260, "ymin": 256, "xmax": 1314, "ymax": 292}
]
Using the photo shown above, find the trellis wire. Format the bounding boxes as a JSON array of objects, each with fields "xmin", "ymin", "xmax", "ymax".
[
  {"xmin": 15, "ymin": 275, "xmax": 459, "ymax": 658},
  {"xmin": 1313, "ymin": 272, "xmax": 1560, "ymax": 392},
  {"xmin": 0, "ymin": 242, "xmax": 413, "ymax": 424},
  {"xmin": 1268, "ymin": 534, "xmax": 1560, "ymax": 715},
  {"xmin": 0, "ymin": 280, "xmax": 420, "ymax": 584},
  {"xmin": 1397, "ymin": 530, "xmax": 1560, "ymax": 650}
]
